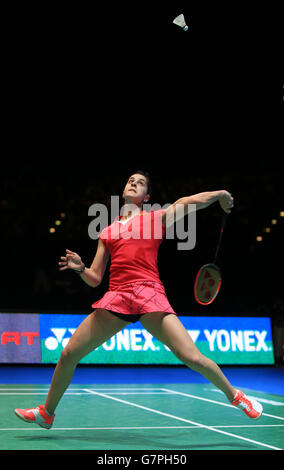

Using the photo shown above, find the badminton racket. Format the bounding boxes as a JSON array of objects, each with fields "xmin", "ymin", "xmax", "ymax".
[{"xmin": 194, "ymin": 211, "xmax": 228, "ymax": 305}]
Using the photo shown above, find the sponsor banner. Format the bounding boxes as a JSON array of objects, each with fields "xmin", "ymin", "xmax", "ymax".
[
  {"xmin": 0, "ymin": 313, "xmax": 41, "ymax": 363},
  {"xmin": 39, "ymin": 314, "xmax": 274, "ymax": 365},
  {"xmin": 0, "ymin": 313, "xmax": 274, "ymax": 364}
]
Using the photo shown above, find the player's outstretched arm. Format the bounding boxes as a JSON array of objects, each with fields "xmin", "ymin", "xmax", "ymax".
[{"xmin": 162, "ymin": 190, "xmax": 234, "ymax": 227}]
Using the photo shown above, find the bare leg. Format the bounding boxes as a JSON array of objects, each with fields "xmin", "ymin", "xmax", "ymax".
[
  {"xmin": 44, "ymin": 309, "xmax": 130, "ymax": 415},
  {"xmin": 141, "ymin": 312, "xmax": 236, "ymax": 401}
]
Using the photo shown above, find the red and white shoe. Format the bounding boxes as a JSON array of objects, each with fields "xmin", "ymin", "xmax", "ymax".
[
  {"xmin": 230, "ymin": 390, "xmax": 263, "ymax": 419},
  {"xmin": 14, "ymin": 405, "xmax": 55, "ymax": 429}
]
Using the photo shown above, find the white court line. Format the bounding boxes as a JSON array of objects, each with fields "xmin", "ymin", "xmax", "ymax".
[
  {"xmin": 1, "ymin": 427, "xmax": 198, "ymax": 431},
  {"xmin": 0, "ymin": 392, "xmax": 87, "ymax": 395},
  {"xmin": 162, "ymin": 388, "xmax": 284, "ymax": 421},
  {"xmin": 260, "ymin": 412, "xmax": 284, "ymax": 420},
  {"xmin": 213, "ymin": 424, "xmax": 284, "ymax": 428},
  {"xmin": 0, "ymin": 388, "xmax": 52, "ymax": 391},
  {"xmin": 0, "ymin": 389, "xmax": 171, "ymax": 396},
  {"xmin": 0, "ymin": 387, "xmax": 163, "ymax": 391},
  {"xmin": 1, "ymin": 425, "xmax": 284, "ymax": 431},
  {"xmin": 0, "ymin": 392, "xmax": 169, "ymax": 395},
  {"xmin": 102, "ymin": 392, "xmax": 171, "ymax": 395},
  {"xmin": 83, "ymin": 388, "xmax": 282, "ymax": 450},
  {"xmin": 87, "ymin": 388, "xmax": 164, "ymax": 391}
]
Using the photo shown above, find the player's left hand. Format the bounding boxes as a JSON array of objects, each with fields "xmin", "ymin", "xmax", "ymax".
[{"xmin": 219, "ymin": 191, "xmax": 234, "ymax": 214}]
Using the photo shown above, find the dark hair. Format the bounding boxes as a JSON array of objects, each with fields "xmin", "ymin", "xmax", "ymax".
[{"xmin": 130, "ymin": 170, "xmax": 152, "ymax": 198}]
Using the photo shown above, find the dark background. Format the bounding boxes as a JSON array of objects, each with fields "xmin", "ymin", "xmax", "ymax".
[{"xmin": 1, "ymin": 2, "xmax": 283, "ymax": 332}]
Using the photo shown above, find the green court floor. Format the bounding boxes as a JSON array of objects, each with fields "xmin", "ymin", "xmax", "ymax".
[{"xmin": 1, "ymin": 383, "xmax": 283, "ymax": 450}]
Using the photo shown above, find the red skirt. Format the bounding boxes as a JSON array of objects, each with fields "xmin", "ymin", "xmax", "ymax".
[{"xmin": 92, "ymin": 281, "xmax": 176, "ymax": 316}]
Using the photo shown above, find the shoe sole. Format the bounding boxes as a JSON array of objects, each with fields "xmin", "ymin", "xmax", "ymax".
[
  {"xmin": 251, "ymin": 398, "xmax": 263, "ymax": 419},
  {"xmin": 247, "ymin": 407, "xmax": 263, "ymax": 420}
]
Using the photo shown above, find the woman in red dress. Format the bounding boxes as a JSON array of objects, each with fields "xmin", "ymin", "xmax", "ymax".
[{"xmin": 14, "ymin": 171, "xmax": 263, "ymax": 428}]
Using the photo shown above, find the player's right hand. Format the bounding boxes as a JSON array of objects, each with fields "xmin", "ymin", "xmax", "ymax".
[
  {"xmin": 219, "ymin": 191, "xmax": 234, "ymax": 214},
  {"xmin": 58, "ymin": 249, "xmax": 83, "ymax": 271}
]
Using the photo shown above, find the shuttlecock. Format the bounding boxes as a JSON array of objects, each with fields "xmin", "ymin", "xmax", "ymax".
[{"xmin": 173, "ymin": 13, "xmax": 188, "ymax": 31}]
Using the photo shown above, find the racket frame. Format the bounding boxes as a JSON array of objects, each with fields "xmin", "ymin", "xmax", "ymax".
[
  {"xmin": 194, "ymin": 262, "xmax": 222, "ymax": 305},
  {"xmin": 194, "ymin": 211, "xmax": 228, "ymax": 305}
]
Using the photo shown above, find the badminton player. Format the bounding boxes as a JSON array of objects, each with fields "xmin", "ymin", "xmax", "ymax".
[{"xmin": 14, "ymin": 170, "xmax": 263, "ymax": 428}]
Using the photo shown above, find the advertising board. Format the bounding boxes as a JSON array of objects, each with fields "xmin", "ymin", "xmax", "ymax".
[
  {"xmin": 39, "ymin": 314, "xmax": 274, "ymax": 365},
  {"xmin": 0, "ymin": 313, "xmax": 274, "ymax": 365}
]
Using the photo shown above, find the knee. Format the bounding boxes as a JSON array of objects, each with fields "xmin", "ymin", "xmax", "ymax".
[
  {"xmin": 174, "ymin": 349, "xmax": 205, "ymax": 370},
  {"xmin": 59, "ymin": 345, "xmax": 78, "ymax": 366}
]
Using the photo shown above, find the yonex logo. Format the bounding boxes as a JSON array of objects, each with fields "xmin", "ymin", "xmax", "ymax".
[
  {"xmin": 203, "ymin": 329, "xmax": 270, "ymax": 352},
  {"xmin": 44, "ymin": 328, "xmax": 76, "ymax": 350}
]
